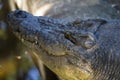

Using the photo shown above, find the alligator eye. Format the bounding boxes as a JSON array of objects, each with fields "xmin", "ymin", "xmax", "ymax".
[
  {"xmin": 84, "ymin": 40, "xmax": 96, "ymax": 49},
  {"xmin": 64, "ymin": 31, "xmax": 96, "ymax": 49},
  {"xmin": 14, "ymin": 10, "xmax": 27, "ymax": 18}
]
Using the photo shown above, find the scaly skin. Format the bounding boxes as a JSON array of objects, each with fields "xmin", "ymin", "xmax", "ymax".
[{"xmin": 7, "ymin": 10, "xmax": 120, "ymax": 80}]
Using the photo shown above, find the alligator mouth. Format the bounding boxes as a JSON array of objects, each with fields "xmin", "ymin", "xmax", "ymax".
[
  {"xmin": 23, "ymin": 39, "xmax": 67, "ymax": 57},
  {"xmin": 15, "ymin": 32, "xmax": 67, "ymax": 57}
]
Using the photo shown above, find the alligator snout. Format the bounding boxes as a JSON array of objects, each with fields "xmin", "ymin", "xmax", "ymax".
[
  {"xmin": 14, "ymin": 10, "xmax": 27, "ymax": 18},
  {"xmin": 7, "ymin": 10, "xmax": 34, "ymax": 22}
]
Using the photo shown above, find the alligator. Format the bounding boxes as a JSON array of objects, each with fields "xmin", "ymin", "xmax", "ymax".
[{"xmin": 7, "ymin": 10, "xmax": 120, "ymax": 80}]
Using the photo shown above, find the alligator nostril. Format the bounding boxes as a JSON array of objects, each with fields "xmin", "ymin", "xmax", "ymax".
[{"xmin": 14, "ymin": 10, "xmax": 27, "ymax": 18}]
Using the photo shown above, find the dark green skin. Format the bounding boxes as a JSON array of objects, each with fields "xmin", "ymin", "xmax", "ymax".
[{"xmin": 7, "ymin": 10, "xmax": 120, "ymax": 80}]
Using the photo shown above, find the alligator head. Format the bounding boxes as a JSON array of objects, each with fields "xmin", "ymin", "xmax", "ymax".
[{"xmin": 7, "ymin": 10, "xmax": 120, "ymax": 80}]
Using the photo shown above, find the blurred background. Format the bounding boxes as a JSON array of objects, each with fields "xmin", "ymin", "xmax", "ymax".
[{"xmin": 0, "ymin": 0, "xmax": 120, "ymax": 80}]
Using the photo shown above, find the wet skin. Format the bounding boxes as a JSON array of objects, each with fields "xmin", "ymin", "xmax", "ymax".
[{"xmin": 8, "ymin": 10, "xmax": 120, "ymax": 80}]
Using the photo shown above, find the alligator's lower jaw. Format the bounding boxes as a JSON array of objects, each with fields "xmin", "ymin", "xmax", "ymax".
[
  {"xmin": 31, "ymin": 50, "xmax": 93, "ymax": 80},
  {"xmin": 30, "ymin": 46, "xmax": 93, "ymax": 80},
  {"xmin": 53, "ymin": 65, "xmax": 93, "ymax": 80}
]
